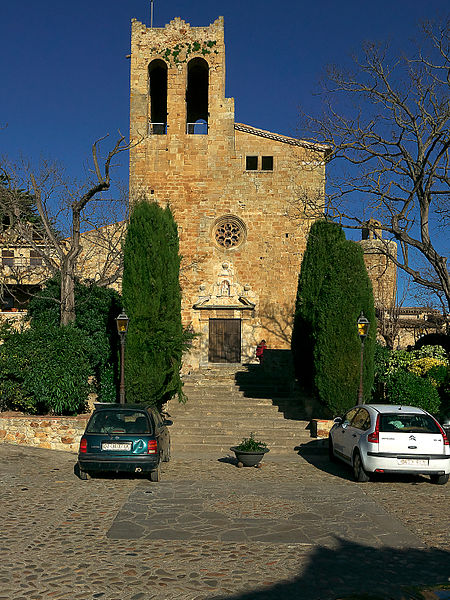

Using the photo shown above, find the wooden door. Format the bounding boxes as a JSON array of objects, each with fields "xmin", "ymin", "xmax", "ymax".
[{"xmin": 208, "ymin": 319, "xmax": 241, "ymax": 363}]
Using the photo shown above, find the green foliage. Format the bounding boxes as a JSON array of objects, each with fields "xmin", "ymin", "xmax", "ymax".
[
  {"xmin": 385, "ymin": 370, "xmax": 441, "ymax": 414},
  {"xmin": 412, "ymin": 344, "xmax": 447, "ymax": 361},
  {"xmin": 408, "ymin": 357, "xmax": 446, "ymax": 380},
  {"xmin": 374, "ymin": 343, "xmax": 449, "ymax": 414},
  {"xmin": 0, "ymin": 326, "xmax": 91, "ymax": 415},
  {"xmin": 385, "ymin": 349, "xmax": 414, "ymax": 376},
  {"xmin": 373, "ymin": 343, "xmax": 391, "ymax": 383},
  {"xmin": 98, "ymin": 363, "xmax": 117, "ymax": 403},
  {"xmin": 160, "ymin": 40, "xmax": 217, "ymax": 65},
  {"xmin": 122, "ymin": 200, "xmax": 188, "ymax": 407},
  {"xmin": 292, "ymin": 220, "xmax": 346, "ymax": 388},
  {"xmin": 27, "ymin": 276, "xmax": 121, "ymax": 402},
  {"xmin": 292, "ymin": 221, "xmax": 376, "ymax": 416},
  {"xmin": 235, "ymin": 432, "xmax": 268, "ymax": 452}
]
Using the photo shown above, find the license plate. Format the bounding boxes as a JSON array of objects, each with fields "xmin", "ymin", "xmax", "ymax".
[
  {"xmin": 101, "ymin": 442, "xmax": 132, "ymax": 451},
  {"xmin": 397, "ymin": 458, "xmax": 428, "ymax": 467}
]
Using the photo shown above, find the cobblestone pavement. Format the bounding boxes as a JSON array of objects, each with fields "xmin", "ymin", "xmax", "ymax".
[{"xmin": 1, "ymin": 443, "xmax": 449, "ymax": 600}]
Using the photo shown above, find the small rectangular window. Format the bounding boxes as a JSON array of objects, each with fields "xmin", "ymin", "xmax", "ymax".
[
  {"xmin": 2, "ymin": 250, "xmax": 14, "ymax": 267},
  {"xmin": 261, "ymin": 156, "xmax": 274, "ymax": 171},
  {"xmin": 30, "ymin": 250, "xmax": 43, "ymax": 266},
  {"xmin": 246, "ymin": 156, "xmax": 258, "ymax": 170}
]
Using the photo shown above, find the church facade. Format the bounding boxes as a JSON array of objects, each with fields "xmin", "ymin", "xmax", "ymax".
[{"xmin": 129, "ymin": 16, "xmax": 328, "ymax": 370}]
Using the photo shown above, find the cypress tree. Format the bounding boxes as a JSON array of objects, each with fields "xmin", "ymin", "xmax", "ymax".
[
  {"xmin": 292, "ymin": 220, "xmax": 375, "ymax": 415},
  {"xmin": 292, "ymin": 221, "xmax": 345, "ymax": 389},
  {"xmin": 314, "ymin": 239, "xmax": 376, "ymax": 415},
  {"xmin": 122, "ymin": 200, "xmax": 185, "ymax": 407}
]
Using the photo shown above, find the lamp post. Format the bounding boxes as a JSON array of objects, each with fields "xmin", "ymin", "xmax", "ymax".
[
  {"xmin": 357, "ymin": 311, "xmax": 370, "ymax": 405},
  {"xmin": 116, "ymin": 310, "xmax": 129, "ymax": 404}
]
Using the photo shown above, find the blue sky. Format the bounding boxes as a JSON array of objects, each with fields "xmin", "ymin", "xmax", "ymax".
[
  {"xmin": 2, "ymin": 0, "xmax": 447, "ymax": 181},
  {"xmin": 1, "ymin": 0, "xmax": 448, "ymax": 303}
]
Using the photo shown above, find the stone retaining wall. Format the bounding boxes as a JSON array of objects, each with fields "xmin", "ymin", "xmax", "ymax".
[{"xmin": 0, "ymin": 414, "xmax": 90, "ymax": 452}]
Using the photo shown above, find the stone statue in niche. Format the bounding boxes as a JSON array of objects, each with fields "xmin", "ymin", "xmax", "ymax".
[{"xmin": 220, "ymin": 280, "xmax": 231, "ymax": 297}]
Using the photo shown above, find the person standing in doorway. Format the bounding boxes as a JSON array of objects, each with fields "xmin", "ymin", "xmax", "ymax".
[{"xmin": 256, "ymin": 339, "xmax": 267, "ymax": 365}]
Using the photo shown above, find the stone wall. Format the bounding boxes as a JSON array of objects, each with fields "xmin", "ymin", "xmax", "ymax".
[{"xmin": 0, "ymin": 414, "xmax": 89, "ymax": 453}]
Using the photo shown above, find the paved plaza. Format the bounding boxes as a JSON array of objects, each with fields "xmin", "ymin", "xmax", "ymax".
[{"xmin": 1, "ymin": 442, "xmax": 449, "ymax": 600}]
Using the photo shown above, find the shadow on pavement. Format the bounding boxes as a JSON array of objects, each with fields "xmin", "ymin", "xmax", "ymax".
[
  {"xmin": 211, "ymin": 538, "xmax": 450, "ymax": 600},
  {"xmin": 295, "ymin": 440, "xmax": 355, "ymax": 481},
  {"xmin": 297, "ymin": 440, "xmax": 438, "ymax": 486}
]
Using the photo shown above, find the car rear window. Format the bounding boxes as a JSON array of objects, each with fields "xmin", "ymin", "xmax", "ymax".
[
  {"xmin": 86, "ymin": 410, "xmax": 152, "ymax": 434},
  {"xmin": 379, "ymin": 413, "xmax": 440, "ymax": 434}
]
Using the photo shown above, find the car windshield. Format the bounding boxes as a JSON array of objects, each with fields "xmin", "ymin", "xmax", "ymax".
[
  {"xmin": 379, "ymin": 413, "xmax": 440, "ymax": 434},
  {"xmin": 86, "ymin": 410, "xmax": 151, "ymax": 434}
]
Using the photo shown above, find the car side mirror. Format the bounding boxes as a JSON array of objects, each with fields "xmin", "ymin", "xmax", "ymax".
[{"xmin": 163, "ymin": 419, "xmax": 173, "ymax": 427}]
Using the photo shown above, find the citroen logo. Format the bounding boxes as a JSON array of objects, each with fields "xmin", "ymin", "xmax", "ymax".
[{"xmin": 409, "ymin": 435, "xmax": 416, "ymax": 441}]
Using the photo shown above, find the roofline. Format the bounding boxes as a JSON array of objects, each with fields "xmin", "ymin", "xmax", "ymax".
[{"xmin": 234, "ymin": 123, "xmax": 330, "ymax": 153}]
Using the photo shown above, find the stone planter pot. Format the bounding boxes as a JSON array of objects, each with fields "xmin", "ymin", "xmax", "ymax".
[{"xmin": 230, "ymin": 446, "xmax": 270, "ymax": 468}]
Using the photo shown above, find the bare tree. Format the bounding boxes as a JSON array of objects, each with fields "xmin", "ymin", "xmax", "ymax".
[
  {"xmin": 1, "ymin": 135, "xmax": 133, "ymax": 325},
  {"xmin": 302, "ymin": 19, "xmax": 450, "ymax": 309}
]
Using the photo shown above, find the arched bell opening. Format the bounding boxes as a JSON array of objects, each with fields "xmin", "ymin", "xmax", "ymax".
[
  {"xmin": 186, "ymin": 57, "xmax": 209, "ymax": 134},
  {"xmin": 148, "ymin": 59, "xmax": 167, "ymax": 135}
]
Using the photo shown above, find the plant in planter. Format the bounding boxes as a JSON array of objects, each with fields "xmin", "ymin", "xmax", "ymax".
[{"xmin": 230, "ymin": 433, "xmax": 270, "ymax": 468}]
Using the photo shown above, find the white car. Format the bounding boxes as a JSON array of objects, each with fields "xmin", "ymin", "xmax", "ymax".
[{"xmin": 329, "ymin": 404, "xmax": 450, "ymax": 485}]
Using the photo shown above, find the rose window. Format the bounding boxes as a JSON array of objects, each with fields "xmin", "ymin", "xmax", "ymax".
[{"xmin": 213, "ymin": 216, "xmax": 246, "ymax": 249}]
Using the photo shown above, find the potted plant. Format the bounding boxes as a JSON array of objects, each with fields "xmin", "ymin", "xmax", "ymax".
[{"xmin": 230, "ymin": 433, "xmax": 270, "ymax": 468}]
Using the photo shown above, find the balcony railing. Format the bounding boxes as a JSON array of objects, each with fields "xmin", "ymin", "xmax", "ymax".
[
  {"xmin": 187, "ymin": 122, "xmax": 208, "ymax": 135},
  {"xmin": 148, "ymin": 122, "xmax": 167, "ymax": 135}
]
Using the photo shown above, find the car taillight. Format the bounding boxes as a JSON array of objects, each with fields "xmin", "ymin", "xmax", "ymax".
[
  {"xmin": 79, "ymin": 437, "xmax": 87, "ymax": 453},
  {"xmin": 433, "ymin": 419, "xmax": 449, "ymax": 446},
  {"xmin": 147, "ymin": 440, "xmax": 158, "ymax": 454},
  {"xmin": 367, "ymin": 415, "xmax": 380, "ymax": 444}
]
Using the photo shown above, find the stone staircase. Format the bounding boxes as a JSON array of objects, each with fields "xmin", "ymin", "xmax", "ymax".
[{"xmin": 165, "ymin": 364, "xmax": 315, "ymax": 455}]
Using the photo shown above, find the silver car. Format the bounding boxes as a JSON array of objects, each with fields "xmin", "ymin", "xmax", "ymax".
[{"xmin": 329, "ymin": 404, "xmax": 450, "ymax": 484}]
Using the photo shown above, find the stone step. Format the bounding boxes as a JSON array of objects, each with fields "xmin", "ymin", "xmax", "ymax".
[
  {"xmin": 170, "ymin": 432, "xmax": 311, "ymax": 448},
  {"xmin": 171, "ymin": 441, "xmax": 308, "ymax": 455},
  {"xmin": 170, "ymin": 399, "xmax": 287, "ymax": 409},
  {"xmin": 169, "ymin": 427, "xmax": 309, "ymax": 440},
  {"xmin": 172, "ymin": 364, "xmax": 308, "ymax": 453},
  {"xmin": 167, "ymin": 417, "xmax": 310, "ymax": 429},
  {"xmin": 175, "ymin": 393, "xmax": 297, "ymax": 402},
  {"xmin": 167, "ymin": 408, "xmax": 287, "ymax": 420}
]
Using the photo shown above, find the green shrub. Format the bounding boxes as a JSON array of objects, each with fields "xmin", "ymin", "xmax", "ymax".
[
  {"xmin": 98, "ymin": 363, "xmax": 117, "ymax": 403},
  {"xmin": 0, "ymin": 326, "xmax": 91, "ymax": 415},
  {"xmin": 385, "ymin": 370, "xmax": 441, "ymax": 414},
  {"xmin": 413, "ymin": 344, "xmax": 447, "ymax": 362},
  {"xmin": 27, "ymin": 276, "xmax": 121, "ymax": 402},
  {"xmin": 374, "ymin": 343, "xmax": 392, "ymax": 383}
]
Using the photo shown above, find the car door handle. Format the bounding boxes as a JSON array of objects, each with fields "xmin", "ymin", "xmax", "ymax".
[{"xmin": 352, "ymin": 434, "xmax": 357, "ymax": 438}]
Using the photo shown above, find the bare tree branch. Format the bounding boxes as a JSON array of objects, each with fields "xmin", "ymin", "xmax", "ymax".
[{"xmin": 300, "ymin": 18, "xmax": 450, "ymax": 309}]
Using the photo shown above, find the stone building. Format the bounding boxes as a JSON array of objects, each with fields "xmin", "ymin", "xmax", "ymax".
[{"xmin": 129, "ymin": 16, "xmax": 328, "ymax": 370}]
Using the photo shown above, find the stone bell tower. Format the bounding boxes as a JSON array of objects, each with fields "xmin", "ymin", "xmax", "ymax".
[
  {"xmin": 129, "ymin": 16, "xmax": 235, "ymax": 167},
  {"xmin": 129, "ymin": 16, "xmax": 327, "ymax": 370}
]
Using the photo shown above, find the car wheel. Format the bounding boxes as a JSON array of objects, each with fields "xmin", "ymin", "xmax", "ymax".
[
  {"xmin": 430, "ymin": 473, "xmax": 449, "ymax": 485},
  {"xmin": 79, "ymin": 469, "xmax": 90, "ymax": 481},
  {"xmin": 328, "ymin": 438, "xmax": 337, "ymax": 463},
  {"xmin": 353, "ymin": 451, "xmax": 370, "ymax": 483},
  {"xmin": 163, "ymin": 442, "xmax": 171, "ymax": 463},
  {"xmin": 149, "ymin": 467, "xmax": 160, "ymax": 482}
]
